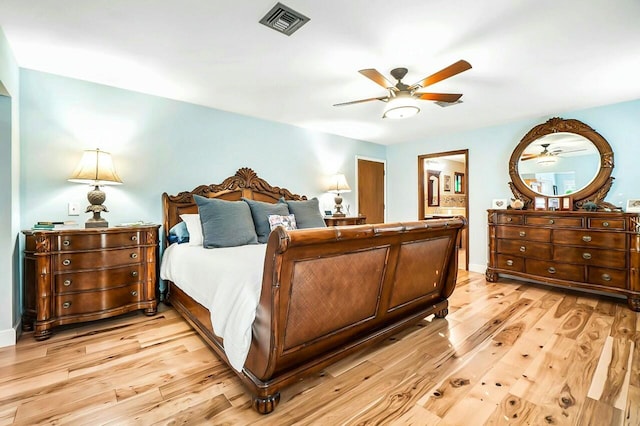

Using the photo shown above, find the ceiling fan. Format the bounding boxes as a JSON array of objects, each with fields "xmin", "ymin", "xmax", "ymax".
[
  {"xmin": 333, "ymin": 59, "xmax": 472, "ymax": 119},
  {"xmin": 521, "ymin": 143, "xmax": 587, "ymax": 161}
]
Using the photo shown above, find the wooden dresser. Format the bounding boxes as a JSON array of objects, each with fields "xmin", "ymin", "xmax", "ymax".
[
  {"xmin": 324, "ymin": 215, "xmax": 367, "ymax": 226},
  {"xmin": 22, "ymin": 225, "xmax": 160, "ymax": 340},
  {"xmin": 487, "ymin": 210, "xmax": 640, "ymax": 310}
]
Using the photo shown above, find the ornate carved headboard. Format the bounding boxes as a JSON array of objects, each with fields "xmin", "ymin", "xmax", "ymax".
[{"xmin": 161, "ymin": 167, "xmax": 307, "ymax": 244}]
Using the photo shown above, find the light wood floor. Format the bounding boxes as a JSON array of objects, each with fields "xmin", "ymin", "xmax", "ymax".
[{"xmin": 1, "ymin": 271, "xmax": 638, "ymax": 425}]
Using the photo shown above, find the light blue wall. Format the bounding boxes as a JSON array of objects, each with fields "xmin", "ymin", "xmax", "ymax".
[
  {"xmin": 19, "ymin": 69, "xmax": 386, "ymax": 231},
  {"xmin": 0, "ymin": 27, "xmax": 20, "ymax": 347},
  {"xmin": 386, "ymin": 99, "xmax": 640, "ymax": 272}
]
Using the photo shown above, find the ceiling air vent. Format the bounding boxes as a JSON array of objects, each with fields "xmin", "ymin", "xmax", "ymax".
[{"xmin": 259, "ymin": 2, "xmax": 310, "ymax": 36}]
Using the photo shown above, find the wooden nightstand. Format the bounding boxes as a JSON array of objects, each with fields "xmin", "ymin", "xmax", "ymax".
[
  {"xmin": 324, "ymin": 216, "xmax": 367, "ymax": 226},
  {"xmin": 22, "ymin": 225, "xmax": 160, "ymax": 340}
]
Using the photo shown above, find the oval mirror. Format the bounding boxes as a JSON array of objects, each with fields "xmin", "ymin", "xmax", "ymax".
[
  {"xmin": 509, "ymin": 118, "xmax": 614, "ymax": 209},
  {"xmin": 517, "ymin": 132, "xmax": 600, "ymax": 196}
]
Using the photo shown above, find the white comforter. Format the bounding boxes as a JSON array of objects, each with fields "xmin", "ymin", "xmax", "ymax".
[{"xmin": 159, "ymin": 243, "xmax": 267, "ymax": 371}]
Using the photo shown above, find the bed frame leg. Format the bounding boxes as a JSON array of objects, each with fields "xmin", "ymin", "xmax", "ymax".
[
  {"xmin": 252, "ymin": 392, "xmax": 280, "ymax": 414},
  {"xmin": 434, "ymin": 308, "xmax": 448, "ymax": 319}
]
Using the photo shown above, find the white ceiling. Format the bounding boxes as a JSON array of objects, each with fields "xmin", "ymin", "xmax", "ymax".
[{"xmin": 1, "ymin": 0, "xmax": 639, "ymax": 145}]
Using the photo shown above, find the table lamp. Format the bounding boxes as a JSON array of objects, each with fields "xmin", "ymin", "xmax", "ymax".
[{"xmin": 327, "ymin": 173, "xmax": 351, "ymax": 217}]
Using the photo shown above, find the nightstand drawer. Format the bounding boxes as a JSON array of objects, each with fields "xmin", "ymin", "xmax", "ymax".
[
  {"xmin": 56, "ymin": 265, "xmax": 143, "ymax": 293},
  {"xmin": 55, "ymin": 283, "xmax": 144, "ymax": 316},
  {"xmin": 55, "ymin": 248, "xmax": 142, "ymax": 271},
  {"xmin": 54, "ymin": 231, "xmax": 143, "ymax": 251}
]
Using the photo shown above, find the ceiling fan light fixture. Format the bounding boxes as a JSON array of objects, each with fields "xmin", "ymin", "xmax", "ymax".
[{"xmin": 382, "ymin": 94, "xmax": 420, "ymax": 119}]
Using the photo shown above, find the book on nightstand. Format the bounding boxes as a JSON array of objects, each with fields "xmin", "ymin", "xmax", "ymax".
[{"xmin": 32, "ymin": 221, "xmax": 80, "ymax": 230}]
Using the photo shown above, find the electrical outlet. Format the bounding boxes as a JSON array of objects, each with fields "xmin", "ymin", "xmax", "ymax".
[{"xmin": 68, "ymin": 202, "xmax": 80, "ymax": 216}]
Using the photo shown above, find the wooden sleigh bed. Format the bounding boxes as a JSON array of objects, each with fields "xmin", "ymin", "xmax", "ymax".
[{"xmin": 161, "ymin": 168, "xmax": 466, "ymax": 414}]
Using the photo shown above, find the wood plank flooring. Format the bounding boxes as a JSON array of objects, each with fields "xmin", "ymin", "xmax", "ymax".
[{"xmin": 1, "ymin": 271, "xmax": 638, "ymax": 425}]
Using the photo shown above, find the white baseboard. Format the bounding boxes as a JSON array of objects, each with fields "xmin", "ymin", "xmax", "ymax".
[
  {"xmin": 0, "ymin": 326, "xmax": 16, "ymax": 348},
  {"xmin": 468, "ymin": 263, "xmax": 487, "ymax": 274}
]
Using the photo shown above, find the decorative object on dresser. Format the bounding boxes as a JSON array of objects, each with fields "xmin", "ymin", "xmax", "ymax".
[
  {"xmin": 161, "ymin": 167, "xmax": 465, "ymax": 413},
  {"xmin": 323, "ymin": 215, "xmax": 366, "ymax": 226},
  {"xmin": 68, "ymin": 148, "xmax": 123, "ymax": 228},
  {"xmin": 487, "ymin": 117, "xmax": 639, "ymax": 311},
  {"xmin": 326, "ymin": 173, "xmax": 351, "ymax": 217},
  {"xmin": 22, "ymin": 225, "xmax": 160, "ymax": 340}
]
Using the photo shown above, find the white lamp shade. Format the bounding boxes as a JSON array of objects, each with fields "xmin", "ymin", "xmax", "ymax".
[
  {"xmin": 327, "ymin": 173, "xmax": 351, "ymax": 193},
  {"xmin": 68, "ymin": 148, "xmax": 123, "ymax": 185},
  {"xmin": 383, "ymin": 93, "xmax": 420, "ymax": 119}
]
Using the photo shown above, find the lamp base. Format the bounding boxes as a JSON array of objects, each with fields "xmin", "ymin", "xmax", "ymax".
[
  {"xmin": 85, "ymin": 218, "xmax": 108, "ymax": 228},
  {"xmin": 332, "ymin": 212, "xmax": 346, "ymax": 218}
]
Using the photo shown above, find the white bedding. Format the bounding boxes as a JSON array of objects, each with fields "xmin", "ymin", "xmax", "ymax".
[{"xmin": 159, "ymin": 243, "xmax": 267, "ymax": 371}]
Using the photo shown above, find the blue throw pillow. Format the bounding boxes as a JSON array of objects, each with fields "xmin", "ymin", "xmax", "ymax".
[
  {"xmin": 194, "ymin": 195, "xmax": 258, "ymax": 248},
  {"xmin": 168, "ymin": 221, "xmax": 190, "ymax": 244},
  {"xmin": 243, "ymin": 198, "xmax": 290, "ymax": 243},
  {"xmin": 282, "ymin": 197, "xmax": 327, "ymax": 229}
]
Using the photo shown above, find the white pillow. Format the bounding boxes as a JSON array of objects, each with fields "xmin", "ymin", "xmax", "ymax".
[
  {"xmin": 179, "ymin": 213, "xmax": 203, "ymax": 246},
  {"xmin": 268, "ymin": 214, "xmax": 297, "ymax": 231}
]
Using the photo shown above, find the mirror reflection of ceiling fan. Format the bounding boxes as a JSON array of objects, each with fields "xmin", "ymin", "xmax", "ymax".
[
  {"xmin": 333, "ymin": 60, "xmax": 472, "ymax": 119},
  {"xmin": 521, "ymin": 143, "xmax": 587, "ymax": 161}
]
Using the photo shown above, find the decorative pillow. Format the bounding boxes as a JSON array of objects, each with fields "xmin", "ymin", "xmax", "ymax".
[
  {"xmin": 268, "ymin": 214, "xmax": 297, "ymax": 231},
  {"xmin": 168, "ymin": 221, "xmax": 189, "ymax": 244},
  {"xmin": 282, "ymin": 197, "xmax": 327, "ymax": 229},
  {"xmin": 179, "ymin": 213, "xmax": 203, "ymax": 246},
  {"xmin": 194, "ymin": 195, "xmax": 258, "ymax": 248},
  {"xmin": 243, "ymin": 198, "xmax": 290, "ymax": 243}
]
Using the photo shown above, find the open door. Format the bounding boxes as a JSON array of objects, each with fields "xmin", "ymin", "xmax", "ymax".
[{"xmin": 418, "ymin": 150, "xmax": 469, "ymax": 270}]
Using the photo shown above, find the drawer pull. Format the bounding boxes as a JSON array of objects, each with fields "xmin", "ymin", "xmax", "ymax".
[
  {"xmin": 131, "ymin": 271, "xmax": 138, "ymax": 277},
  {"xmin": 63, "ymin": 240, "xmax": 70, "ymax": 246},
  {"xmin": 548, "ymin": 267, "xmax": 556, "ymax": 274},
  {"xmin": 63, "ymin": 279, "xmax": 71, "ymax": 287},
  {"xmin": 131, "ymin": 290, "xmax": 138, "ymax": 296},
  {"xmin": 519, "ymin": 231, "xmax": 526, "ymax": 237},
  {"xmin": 602, "ymin": 273, "xmax": 612, "ymax": 282},
  {"xmin": 519, "ymin": 246, "xmax": 526, "ymax": 252},
  {"xmin": 603, "ymin": 221, "xmax": 609, "ymax": 227},
  {"xmin": 582, "ymin": 235, "xmax": 592, "ymax": 242},
  {"xmin": 506, "ymin": 217, "xmax": 512, "ymax": 222},
  {"xmin": 549, "ymin": 219, "xmax": 555, "ymax": 225},
  {"xmin": 131, "ymin": 235, "xmax": 138, "ymax": 241},
  {"xmin": 130, "ymin": 253, "xmax": 138, "ymax": 259},
  {"xmin": 506, "ymin": 260, "xmax": 514, "ymax": 266},
  {"xmin": 62, "ymin": 301, "xmax": 72, "ymax": 309},
  {"xmin": 62, "ymin": 259, "xmax": 71, "ymax": 266},
  {"xmin": 582, "ymin": 253, "xmax": 592, "ymax": 260}
]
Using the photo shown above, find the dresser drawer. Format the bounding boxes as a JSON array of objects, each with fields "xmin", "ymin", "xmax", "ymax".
[
  {"xmin": 588, "ymin": 218, "xmax": 626, "ymax": 231},
  {"xmin": 497, "ymin": 239, "xmax": 552, "ymax": 260},
  {"xmin": 55, "ymin": 283, "xmax": 144, "ymax": 316},
  {"xmin": 552, "ymin": 230, "xmax": 626, "ymax": 249},
  {"xmin": 525, "ymin": 259, "xmax": 584, "ymax": 282},
  {"xmin": 553, "ymin": 246, "xmax": 626, "ymax": 269},
  {"xmin": 496, "ymin": 254, "xmax": 524, "ymax": 272},
  {"xmin": 496, "ymin": 226, "xmax": 551, "ymax": 242},
  {"xmin": 54, "ymin": 231, "xmax": 143, "ymax": 251},
  {"xmin": 587, "ymin": 267, "xmax": 627, "ymax": 289},
  {"xmin": 55, "ymin": 248, "xmax": 142, "ymax": 271},
  {"xmin": 496, "ymin": 214, "xmax": 523, "ymax": 225},
  {"xmin": 55, "ymin": 264, "xmax": 143, "ymax": 293},
  {"xmin": 524, "ymin": 216, "xmax": 584, "ymax": 228}
]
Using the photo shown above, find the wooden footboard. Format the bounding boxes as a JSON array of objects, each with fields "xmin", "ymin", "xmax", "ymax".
[{"xmin": 168, "ymin": 217, "xmax": 465, "ymax": 414}]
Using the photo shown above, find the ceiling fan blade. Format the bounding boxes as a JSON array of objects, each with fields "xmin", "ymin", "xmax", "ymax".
[
  {"xmin": 409, "ymin": 60, "xmax": 472, "ymax": 90},
  {"xmin": 358, "ymin": 69, "xmax": 395, "ymax": 89},
  {"xmin": 333, "ymin": 96, "xmax": 388, "ymax": 107},
  {"xmin": 551, "ymin": 148, "xmax": 587, "ymax": 154},
  {"xmin": 521, "ymin": 155, "xmax": 540, "ymax": 161},
  {"xmin": 416, "ymin": 93, "xmax": 463, "ymax": 102}
]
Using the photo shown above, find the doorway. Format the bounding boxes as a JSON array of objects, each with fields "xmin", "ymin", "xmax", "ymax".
[
  {"xmin": 356, "ymin": 157, "xmax": 385, "ymax": 223},
  {"xmin": 418, "ymin": 150, "xmax": 469, "ymax": 270}
]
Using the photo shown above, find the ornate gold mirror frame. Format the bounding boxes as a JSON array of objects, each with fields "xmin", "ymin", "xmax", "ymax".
[{"xmin": 509, "ymin": 117, "xmax": 615, "ymax": 210}]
